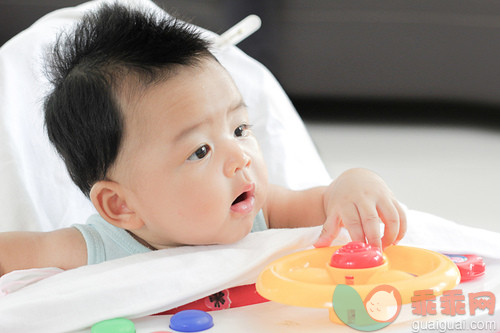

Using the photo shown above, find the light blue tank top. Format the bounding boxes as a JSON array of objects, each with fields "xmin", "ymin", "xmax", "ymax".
[{"xmin": 73, "ymin": 210, "xmax": 267, "ymax": 265}]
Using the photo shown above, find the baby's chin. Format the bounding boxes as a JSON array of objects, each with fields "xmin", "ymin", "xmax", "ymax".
[
  {"xmin": 218, "ymin": 229, "xmax": 253, "ymax": 245},
  {"xmin": 216, "ymin": 222, "xmax": 255, "ymax": 245}
]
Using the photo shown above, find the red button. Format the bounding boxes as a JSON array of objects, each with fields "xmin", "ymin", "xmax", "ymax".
[{"xmin": 330, "ymin": 242, "xmax": 384, "ymax": 269}]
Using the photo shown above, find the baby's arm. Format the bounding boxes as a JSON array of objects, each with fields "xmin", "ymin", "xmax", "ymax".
[
  {"xmin": 264, "ymin": 168, "xmax": 407, "ymax": 249},
  {"xmin": 0, "ymin": 228, "xmax": 87, "ymax": 276},
  {"xmin": 264, "ymin": 185, "xmax": 328, "ymax": 229}
]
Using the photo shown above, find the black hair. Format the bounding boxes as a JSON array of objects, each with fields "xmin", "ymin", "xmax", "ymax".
[{"xmin": 44, "ymin": 3, "xmax": 213, "ymax": 197}]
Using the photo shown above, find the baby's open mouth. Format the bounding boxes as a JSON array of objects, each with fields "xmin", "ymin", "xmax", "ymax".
[
  {"xmin": 232, "ymin": 192, "xmax": 249, "ymax": 206},
  {"xmin": 230, "ymin": 184, "xmax": 255, "ymax": 214}
]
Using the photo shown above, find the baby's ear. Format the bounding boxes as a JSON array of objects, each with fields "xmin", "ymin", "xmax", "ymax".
[{"xmin": 89, "ymin": 181, "xmax": 144, "ymax": 230}]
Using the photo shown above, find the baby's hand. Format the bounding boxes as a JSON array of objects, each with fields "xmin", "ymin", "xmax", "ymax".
[{"xmin": 314, "ymin": 168, "xmax": 406, "ymax": 249}]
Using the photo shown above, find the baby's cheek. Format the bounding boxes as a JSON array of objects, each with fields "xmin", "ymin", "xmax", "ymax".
[{"xmin": 254, "ymin": 150, "xmax": 268, "ymax": 180}]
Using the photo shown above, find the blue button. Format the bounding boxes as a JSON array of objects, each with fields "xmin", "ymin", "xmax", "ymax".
[{"xmin": 169, "ymin": 310, "xmax": 214, "ymax": 332}]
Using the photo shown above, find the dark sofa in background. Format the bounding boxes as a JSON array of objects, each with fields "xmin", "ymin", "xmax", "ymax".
[{"xmin": 2, "ymin": 0, "xmax": 500, "ymax": 115}]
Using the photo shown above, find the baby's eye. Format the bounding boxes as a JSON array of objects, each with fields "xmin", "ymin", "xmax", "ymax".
[
  {"xmin": 187, "ymin": 144, "xmax": 211, "ymax": 161},
  {"xmin": 234, "ymin": 124, "xmax": 252, "ymax": 137}
]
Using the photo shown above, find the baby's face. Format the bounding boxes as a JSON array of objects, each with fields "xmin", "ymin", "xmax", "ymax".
[{"xmin": 109, "ymin": 58, "xmax": 268, "ymax": 248}]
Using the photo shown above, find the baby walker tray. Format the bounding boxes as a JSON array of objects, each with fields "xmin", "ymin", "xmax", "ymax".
[{"xmin": 256, "ymin": 242, "xmax": 460, "ymax": 326}]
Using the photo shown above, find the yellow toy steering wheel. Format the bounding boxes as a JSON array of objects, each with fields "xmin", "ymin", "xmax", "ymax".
[{"xmin": 257, "ymin": 242, "xmax": 460, "ymax": 325}]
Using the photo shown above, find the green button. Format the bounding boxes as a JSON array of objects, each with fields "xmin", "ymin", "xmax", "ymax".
[{"xmin": 91, "ymin": 318, "xmax": 135, "ymax": 333}]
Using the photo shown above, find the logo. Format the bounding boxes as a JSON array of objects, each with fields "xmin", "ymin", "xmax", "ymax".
[{"xmin": 332, "ymin": 284, "xmax": 402, "ymax": 331}]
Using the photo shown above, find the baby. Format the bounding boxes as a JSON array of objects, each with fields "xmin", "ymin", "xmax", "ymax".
[{"xmin": 0, "ymin": 4, "xmax": 406, "ymax": 275}]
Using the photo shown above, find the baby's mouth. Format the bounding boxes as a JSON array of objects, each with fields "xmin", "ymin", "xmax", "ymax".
[
  {"xmin": 231, "ymin": 185, "xmax": 255, "ymax": 213},
  {"xmin": 232, "ymin": 192, "xmax": 249, "ymax": 205}
]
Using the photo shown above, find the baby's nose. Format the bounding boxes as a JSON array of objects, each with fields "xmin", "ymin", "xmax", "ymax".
[{"xmin": 224, "ymin": 147, "xmax": 251, "ymax": 177}]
